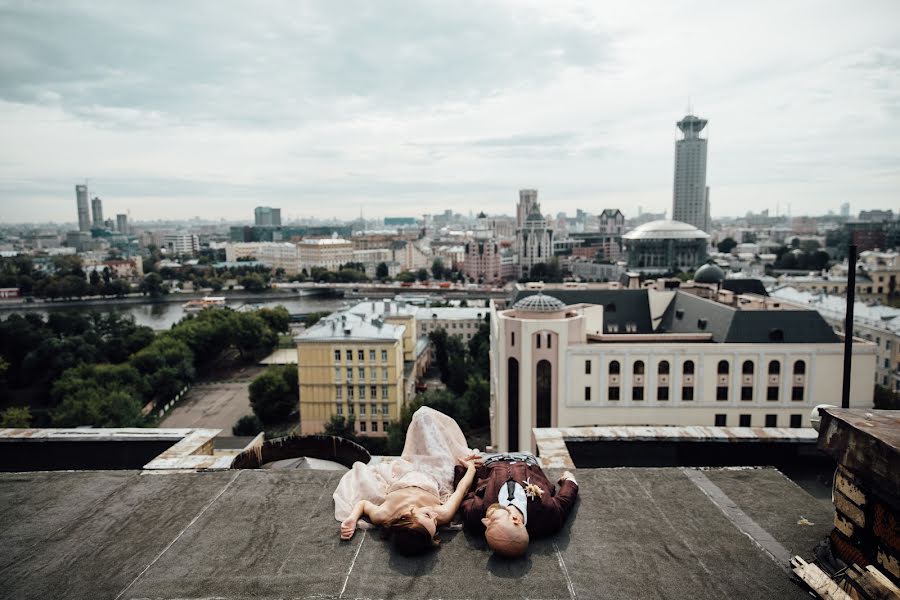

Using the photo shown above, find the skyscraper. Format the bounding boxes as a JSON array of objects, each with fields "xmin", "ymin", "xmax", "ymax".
[
  {"xmin": 75, "ymin": 184, "xmax": 90, "ymax": 231},
  {"xmin": 516, "ymin": 189, "xmax": 539, "ymax": 229},
  {"xmin": 116, "ymin": 214, "xmax": 128, "ymax": 235},
  {"xmin": 91, "ymin": 197, "xmax": 103, "ymax": 227},
  {"xmin": 672, "ymin": 115, "xmax": 710, "ymax": 232},
  {"xmin": 254, "ymin": 206, "xmax": 282, "ymax": 227}
]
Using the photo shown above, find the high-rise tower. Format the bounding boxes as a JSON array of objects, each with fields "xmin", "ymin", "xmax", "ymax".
[
  {"xmin": 254, "ymin": 206, "xmax": 282, "ymax": 227},
  {"xmin": 516, "ymin": 189, "xmax": 539, "ymax": 229},
  {"xmin": 672, "ymin": 115, "xmax": 710, "ymax": 232},
  {"xmin": 91, "ymin": 197, "xmax": 103, "ymax": 227},
  {"xmin": 75, "ymin": 184, "xmax": 90, "ymax": 231}
]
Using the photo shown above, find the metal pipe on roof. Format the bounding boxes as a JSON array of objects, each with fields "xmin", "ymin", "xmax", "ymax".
[{"xmin": 841, "ymin": 244, "xmax": 857, "ymax": 410}]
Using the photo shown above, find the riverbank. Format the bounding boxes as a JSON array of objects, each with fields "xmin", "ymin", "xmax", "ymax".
[{"xmin": 0, "ymin": 288, "xmax": 341, "ymax": 312}]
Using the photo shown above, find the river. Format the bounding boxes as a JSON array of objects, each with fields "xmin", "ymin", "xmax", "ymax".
[{"xmin": 1, "ymin": 295, "xmax": 348, "ymax": 330}]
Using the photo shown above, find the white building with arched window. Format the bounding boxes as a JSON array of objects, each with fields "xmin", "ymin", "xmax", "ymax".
[{"xmin": 489, "ymin": 288, "xmax": 876, "ymax": 453}]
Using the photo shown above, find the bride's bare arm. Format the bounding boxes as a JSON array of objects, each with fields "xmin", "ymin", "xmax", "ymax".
[
  {"xmin": 435, "ymin": 461, "xmax": 477, "ymax": 525},
  {"xmin": 340, "ymin": 500, "xmax": 388, "ymax": 540}
]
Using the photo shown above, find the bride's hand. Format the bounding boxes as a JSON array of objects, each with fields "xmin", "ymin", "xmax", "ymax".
[
  {"xmin": 458, "ymin": 453, "xmax": 482, "ymax": 469},
  {"xmin": 340, "ymin": 517, "xmax": 357, "ymax": 540}
]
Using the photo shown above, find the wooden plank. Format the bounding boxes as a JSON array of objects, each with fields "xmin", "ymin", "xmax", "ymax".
[
  {"xmin": 877, "ymin": 547, "xmax": 900, "ymax": 581},
  {"xmin": 792, "ymin": 556, "xmax": 855, "ymax": 600},
  {"xmin": 837, "ymin": 466, "xmax": 868, "ymax": 507},
  {"xmin": 865, "ymin": 565, "xmax": 900, "ymax": 596},
  {"xmin": 836, "ymin": 490, "xmax": 867, "ymax": 528},
  {"xmin": 836, "ymin": 512, "xmax": 857, "ymax": 538},
  {"xmin": 847, "ymin": 565, "xmax": 900, "ymax": 600}
]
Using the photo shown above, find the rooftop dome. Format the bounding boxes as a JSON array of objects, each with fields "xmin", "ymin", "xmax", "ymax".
[
  {"xmin": 513, "ymin": 293, "xmax": 566, "ymax": 313},
  {"xmin": 694, "ymin": 262, "xmax": 726, "ymax": 284},
  {"xmin": 622, "ymin": 219, "xmax": 710, "ymax": 241}
]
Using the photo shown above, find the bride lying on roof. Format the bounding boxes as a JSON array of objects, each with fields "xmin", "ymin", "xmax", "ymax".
[{"xmin": 333, "ymin": 406, "xmax": 480, "ymax": 555}]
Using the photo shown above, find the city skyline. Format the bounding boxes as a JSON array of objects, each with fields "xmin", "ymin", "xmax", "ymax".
[{"xmin": 1, "ymin": 1, "xmax": 899, "ymax": 223}]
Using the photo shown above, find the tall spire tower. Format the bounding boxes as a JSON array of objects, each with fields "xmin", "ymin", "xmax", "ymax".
[{"xmin": 672, "ymin": 114, "xmax": 710, "ymax": 232}]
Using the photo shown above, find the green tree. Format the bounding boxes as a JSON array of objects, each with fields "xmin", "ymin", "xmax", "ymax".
[
  {"xmin": 249, "ymin": 365, "xmax": 297, "ymax": 425},
  {"xmin": 52, "ymin": 388, "xmax": 145, "ymax": 427},
  {"xmin": 445, "ymin": 336, "xmax": 468, "ymax": 394},
  {"xmin": 396, "ymin": 271, "xmax": 416, "ymax": 283},
  {"xmin": 232, "ymin": 312, "xmax": 278, "ymax": 359},
  {"xmin": 140, "ymin": 273, "xmax": 167, "ymax": 298},
  {"xmin": 416, "ymin": 268, "xmax": 429, "ymax": 282},
  {"xmin": 429, "ymin": 328, "xmax": 450, "ymax": 381},
  {"xmin": 257, "ymin": 306, "xmax": 290, "ymax": 333},
  {"xmin": 0, "ymin": 406, "xmax": 31, "ymax": 427},
  {"xmin": 717, "ymin": 237, "xmax": 738, "ymax": 253},
  {"xmin": 239, "ymin": 274, "xmax": 267, "ymax": 292},
  {"xmin": 462, "ymin": 376, "xmax": 490, "ymax": 428},
  {"xmin": 874, "ymin": 384, "xmax": 900, "ymax": 410},
  {"xmin": 233, "ymin": 414, "xmax": 263, "ymax": 436},
  {"xmin": 324, "ymin": 414, "xmax": 357, "ymax": 439},
  {"xmin": 431, "ymin": 259, "xmax": 445, "ymax": 280},
  {"xmin": 375, "ymin": 262, "xmax": 389, "ymax": 280}
]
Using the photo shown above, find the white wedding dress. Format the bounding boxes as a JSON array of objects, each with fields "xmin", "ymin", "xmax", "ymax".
[{"xmin": 333, "ymin": 406, "xmax": 474, "ymax": 526}]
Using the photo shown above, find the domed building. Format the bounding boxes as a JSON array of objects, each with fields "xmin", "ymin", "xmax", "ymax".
[
  {"xmin": 622, "ymin": 219, "xmax": 709, "ymax": 274},
  {"xmin": 693, "ymin": 261, "xmax": 726, "ymax": 285}
]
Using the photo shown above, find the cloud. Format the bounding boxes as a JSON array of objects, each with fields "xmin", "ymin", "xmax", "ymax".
[
  {"xmin": 0, "ymin": 1, "xmax": 610, "ymax": 129},
  {"xmin": 0, "ymin": 1, "xmax": 899, "ymax": 222}
]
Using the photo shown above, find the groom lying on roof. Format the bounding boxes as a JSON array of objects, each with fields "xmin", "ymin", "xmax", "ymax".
[{"xmin": 453, "ymin": 452, "xmax": 578, "ymax": 558}]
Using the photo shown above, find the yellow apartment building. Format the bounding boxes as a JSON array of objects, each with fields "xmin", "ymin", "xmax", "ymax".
[{"xmin": 297, "ymin": 311, "xmax": 408, "ymax": 437}]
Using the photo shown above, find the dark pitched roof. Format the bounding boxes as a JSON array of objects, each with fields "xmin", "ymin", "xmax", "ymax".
[
  {"xmin": 512, "ymin": 289, "xmax": 653, "ymax": 334},
  {"xmin": 659, "ymin": 292, "xmax": 839, "ymax": 343},
  {"xmin": 721, "ymin": 279, "xmax": 768, "ymax": 297}
]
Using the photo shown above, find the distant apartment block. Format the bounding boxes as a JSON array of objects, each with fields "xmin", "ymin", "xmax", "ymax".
[
  {"xmin": 298, "ymin": 237, "xmax": 353, "ymax": 272},
  {"xmin": 297, "ymin": 300, "xmax": 431, "ymax": 437},
  {"xmin": 254, "ymin": 206, "xmax": 282, "ymax": 227},
  {"xmin": 163, "ymin": 232, "xmax": 199, "ymax": 256},
  {"xmin": 225, "ymin": 242, "xmax": 301, "ymax": 274},
  {"xmin": 116, "ymin": 214, "xmax": 129, "ymax": 235},
  {"xmin": 415, "ymin": 306, "xmax": 487, "ymax": 339},
  {"xmin": 490, "ymin": 285, "xmax": 875, "ymax": 453}
]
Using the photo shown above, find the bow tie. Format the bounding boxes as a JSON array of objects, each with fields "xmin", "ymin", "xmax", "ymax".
[{"xmin": 506, "ymin": 479, "xmax": 516, "ymax": 502}]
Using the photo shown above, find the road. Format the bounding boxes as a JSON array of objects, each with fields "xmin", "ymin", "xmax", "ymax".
[{"xmin": 160, "ymin": 365, "xmax": 265, "ymax": 432}]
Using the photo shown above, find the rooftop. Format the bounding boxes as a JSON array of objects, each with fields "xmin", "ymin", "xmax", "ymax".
[
  {"xmin": 623, "ymin": 219, "xmax": 710, "ymax": 240},
  {"xmin": 415, "ymin": 306, "xmax": 489, "ymax": 321},
  {"xmin": 771, "ymin": 286, "xmax": 900, "ymax": 335},
  {"xmin": 0, "ymin": 466, "xmax": 833, "ymax": 599},
  {"xmin": 298, "ymin": 311, "xmax": 405, "ymax": 343}
]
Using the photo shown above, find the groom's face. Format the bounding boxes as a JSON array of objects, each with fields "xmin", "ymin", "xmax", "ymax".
[
  {"xmin": 483, "ymin": 504, "xmax": 524, "ymax": 527},
  {"xmin": 482, "ymin": 504, "xmax": 528, "ymax": 557}
]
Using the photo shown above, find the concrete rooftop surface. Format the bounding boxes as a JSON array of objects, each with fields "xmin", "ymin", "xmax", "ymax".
[{"xmin": 0, "ymin": 467, "xmax": 834, "ymax": 600}]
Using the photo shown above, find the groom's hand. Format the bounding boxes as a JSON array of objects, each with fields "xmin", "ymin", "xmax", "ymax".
[
  {"xmin": 340, "ymin": 517, "xmax": 357, "ymax": 540},
  {"xmin": 559, "ymin": 471, "xmax": 577, "ymax": 486}
]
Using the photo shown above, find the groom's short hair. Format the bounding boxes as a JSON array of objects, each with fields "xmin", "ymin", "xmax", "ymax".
[{"xmin": 485, "ymin": 521, "xmax": 529, "ymax": 558}]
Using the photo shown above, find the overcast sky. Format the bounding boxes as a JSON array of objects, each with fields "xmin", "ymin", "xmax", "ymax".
[{"xmin": 1, "ymin": 0, "xmax": 899, "ymax": 224}]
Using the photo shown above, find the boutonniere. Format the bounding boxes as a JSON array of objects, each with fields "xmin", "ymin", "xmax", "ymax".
[{"xmin": 524, "ymin": 477, "xmax": 543, "ymax": 500}]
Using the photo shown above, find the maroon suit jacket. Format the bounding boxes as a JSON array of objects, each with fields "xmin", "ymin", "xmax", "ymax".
[{"xmin": 453, "ymin": 461, "xmax": 578, "ymax": 538}]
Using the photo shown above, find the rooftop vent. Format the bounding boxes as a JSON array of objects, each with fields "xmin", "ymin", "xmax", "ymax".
[
  {"xmin": 675, "ymin": 309, "xmax": 685, "ymax": 320},
  {"xmin": 606, "ymin": 303, "xmax": 617, "ymax": 313},
  {"xmin": 697, "ymin": 318, "xmax": 707, "ymax": 330},
  {"xmin": 769, "ymin": 328, "xmax": 784, "ymax": 342}
]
